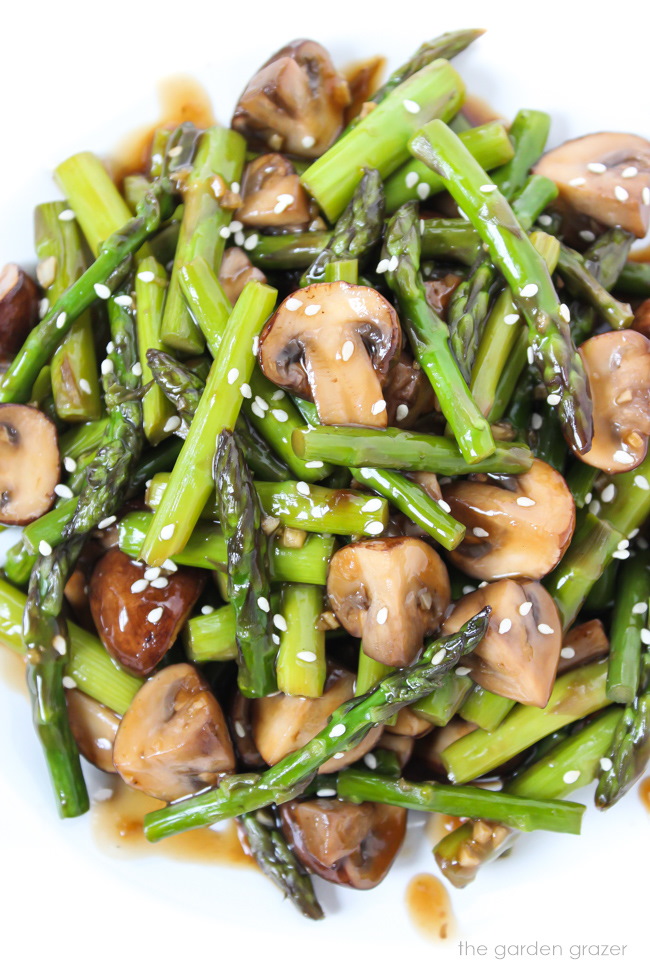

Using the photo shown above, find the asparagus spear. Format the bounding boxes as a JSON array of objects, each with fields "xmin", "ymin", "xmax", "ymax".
[
  {"xmin": 276, "ymin": 584, "xmax": 326, "ymax": 698},
  {"xmin": 596, "ymin": 655, "xmax": 650, "ymax": 808},
  {"xmin": 143, "ymin": 610, "xmax": 491, "ymax": 841},
  {"xmin": 55, "ymin": 151, "xmax": 134, "ymax": 256},
  {"xmin": 617, "ymin": 260, "xmax": 650, "ymax": 297},
  {"xmin": 214, "ymin": 430, "xmax": 277, "ymax": 698},
  {"xmin": 184, "ymin": 604, "xmax": 237, "ymax": 663},
  {"xmin": 370, "ymin": 29, "xmax": 484, "ymax": 104},
  {"xmin": 459, "ymin": 684, "xmax": 515, "ymax": 732},
  {"xmin": 411, "ymin": 671, "xmax": 472, "ymax": 726},
  {"xmin": 487, "ymin": 109, "xmax": 551, "ymax": 201},
  {"xmin": 59, "ymin": 418, "xmax": 109, "ymax": 460},
  {"xmin": 556, "ymin": 243, "xmax": 633, "ymax": 330},
  {"xmin": 607, "ymin": 553, "xmax": 650, "ymax": 703},
  {"xmin": 383, "ymin": 202, "xmax": 495, "ymax": 463},
  {"xmin": 238, "ymin": 810, "xmax": 324, "ymax": 920},
  {"xmin": 356, "ymin": 647, "xmax": 392, "ymax": 695},
  {"xmin": 135, "ymin": 256, "xmax": 175, "ymax": 443},
  {"xmin": 411, "ymin": 120, "xmax": 593, "ymax": 455}
]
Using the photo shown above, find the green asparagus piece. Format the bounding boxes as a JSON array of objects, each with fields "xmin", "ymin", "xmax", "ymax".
[
  {"xmin": 59, "ymin": 418, "xmax": 109, "ymax": 461},
  {"xmin": 238, "ymin": 810, "xmax": 324, "ymax": 920},
  {"xmin": 276, "ymin": 584, "xmax": 326, "ymax": 698},
  {"xmin": 566, "ymin": 459, "xmax": 598, "ymax": 509},
  {"xmin": 383, "ymin": 203, "xmax": 495, "ymax": 463},
  {"xmin": 324, "ymin": 259, "xmax": 359, "ymax": 283},
  {"xmin": 370, "ymin": 29, "xmax": 484, "ymax": 104},
  {"xmin": 487, "ymin": 109, "xmax": 551, "ymax": 201},
  {"xmin": 336, "ymin": 770, "xmax": 584, "ymax": 834},
  {"xmin": 459, "ymin": 684, "xmax": 515, "ymax": 732},
  {"xmin": 596, "ymin": 655, "xmax": 650, "ymax": 808},
  {"xmin": 597, "ymin": 454, "xmax": 650, "ymax": 537},
  {"xmin": 292, "ymin": 425, "xmax": 533, "ymax": 475},
  {"xmin": 617, "ymin": 260, "xmax": 650, "ymax": 297},
  {"xmin": 214, "ymin": 430, "xmax": 277, "ymax": 698},
  {"xmin": 184, "ymin": 604, "xmax": 237, "ymax": 663},
  {"xmin": 607, "ymin": 553, "xmax": 650, "ymax": 703},
  {"xmin": 35, "ymin": 203, "xmax": 101, "ymax": 421},
  {"xmin": 160, "ymin": 127, "xmax": 246, "ymax": 353},
  {"xmin": 301, "ymin": 59, "xmax": 465, "ymax": 221},
  {"xmin": 411, "ymin": 671, "xmax": 472, "ymax": 726},
  {"xmin": 54, "ymin": 151, "xmax": 133, "ymax": 256},
  {"xmin": 135, "ymin": 256, "xmax": 175, "ymax": 443},
  {"xmin": 142, "ymin": 609, "xmax": 491, "ymax": 841},
  {"xmin": 411, "ymin": 120, "xmax": 593, "ymax": 455},
  {"xmin": 441, "ymin": 661, "xmax": 608, "ymax": 783},
  {"xmin": 123, "ymin": 173, "xmax": 151, "ymax": 212},
  {"xmin": 557, "ymin": 243, "xmax": 633, "ymax": 330},
  {"xmin": 140, "ymin": 280, "xmax": 277, "ymax": 565},
  {"xmin": 356, "ymin": 647, "xmax": 392, "ymax": 695}
]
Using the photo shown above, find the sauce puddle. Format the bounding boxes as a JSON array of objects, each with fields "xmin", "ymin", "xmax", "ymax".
[{"xmin": 405, "ymin": 872, "xmax": 455, "ymax": 941}]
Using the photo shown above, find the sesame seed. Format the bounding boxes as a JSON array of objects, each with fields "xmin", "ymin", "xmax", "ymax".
[
  {"xmin": 617, "ymin": 540, "xmax": 630, "ymax": 552},
  {"xmin": 601, "ymin": 483, "xmax": 616, "ymax": 503},
  {"xmin": 473, "ymin": 526, "xmax": 489, "ymax": 537},
  {"xmin": 115, "ymin": 295, "xmax": 133, "ymax": 307},
  {"xmin": 240, "ymin": 383, "xmax": 252, "ymax": 399},
  {"xmin": 431, "ymin": 648, "xmax": 446, "ymax": 665},
  {"xmin": 341, "ymin": 339, "xmax": 355, "ymax": 362},
  {"xmin": 274, "ymin": 193, "xmax": 294, "ymax": 214},
  {"xmin": 538, "ymin": 623, "xmax": 554, "ymax": 635},
  {"xmin": 227, "ymin": 367, "xmax": 239, "ymax": 385},
  {"xmin": 395, "ymin": 403, "xmax": 409, "ymax": 421},
  {"xmin": 516, "ymin": 496, "xmax": 536, "ymax": 507},
  {"xmin": 562, "ymin": 770, "xmax": 580, "ymax": 785},
  {"xmin": 162, "ymin": 559, "xmax": 177, "ymax": 572},
  {"xmin": 364, "ymin": 753, "xmax": 378, "ymax": 770},
  {"xmin": 376, "ymin": 258, "xmax": 390, "ymax": 274},
  {"xmin": 633, "ymin": 602, "xmax": 647, "ymax": 614},
  {"xmin": 273, "ymin": 613, "xmax": 287, "ymax": 632},
  {"xmin": 250, "ymin": 403, "xmax": 264, "ymax": 419},
  {"xmin": 230, "ymin": 182, "xmax": 240, "ymax": 194},
  {"xmin": 622, "ymin": 166, "xmax": 638, "ymax": 179},
  {"xmin": 200, "ymin": 605, "xmax": 215, "ymax": 616},
  {"xmin": 403, "ymin": 99, "xmax": 420, "ymax": 113},
  {"xmin": 62, "ymin": 676, "xmax": 77, "ymax": 689},
  {"xmin": 587, "ymin": 162, "xmax": 606, "ymax": 173},
  {"xmin": 498, "ymin": 618, "xmax": 512, "ymax": 634},
  {"xmin": 361, "ymin": 498, "xmax": 383, "ymax": 513},
  {"xmin": 97, "ymin": 515, "xmax": 116, "ymax": 530},
  {"xmin": 371, "ymin": 399, "xmax": 386, "ymax": 416},
  {"xmin": 480, "ymin": 183, "xmax": 497, "ymax": 192},
  {"xmin": 271, "ymin": 409, "xmax": 288, "ymax": 422},
  {"xmin": 36, "ymin": 256, "xmax": 57, "ymax": 289},
  {"xmin": 167, "ymin": 145, "xmax": 183, "ymax": 157},
  {"xmin": 589, "ymin": 499, "xmax": 601, "ymax": 516},
  {"xmin": 364, "ymin": 520, "xmax": 384, "ymax": 535},
  {"xmin": 38, "ymin": 540, "xmax": 52, "ymax": 556},
  {"xmin": 643, "ymin": 187, "xmax": 650, "ymax": 206},
  {"xmin": 252, "ymin": 336, "xmax": 259, "ymax": 356},
  {"xmin": 150, "ymin": 577, "xmax": 168, "ymax": 589},
  {"xmin": 612, "ymin": 449, "xmax": 632, "ymax": 467},
  {"xmin": 144, "ymin": 567, "xmax": 161, "ymax": 580},
  {"xmin": 455, "ymin": 666, "xmax": 471, "ymax": 677},
  {"xmin": 520, "ymin": 283, "xmax": 538, "ymax": 298},
  {"xmin": 54, "ymin": 483, "xmax": 74, "ymax": 500},
  {"xmin": 599, "ymin": 757, "xmax": 613, "ymax": 772},
  {"xmin": 244, "ymin": 234, "xmax": 258, "ymax": 251},
  {"xmin": 614, "ymin": 186, "xmax": 629, "ymax": 202},
  {"xmin": 527, "ymin": 347, "xmax": 535, "ymax": 365},
  {"xmin": 147, "ymin": 607, "xmax": 164, "ymax": 624},
  {"xmin": 560, "ymin": 646, "xmax": 575, "ymax": 659},
  {"xmin": 329, "ymin": 723, "xmax": 346, "ymax": 738},
  {"xmin": 537, "ymin": 214, "xmax": 552, "ymax": 227},
  {"xmin": 579, "ymin": 229, "xmax": 596, "ymax": 242},
  {"xmin": 305, "ymin": 460, "xmax": 324, "ymax": 469},
  {"xmin": 230, "ymin": 221, "xmax": 243, "ymax": 233},
  {"xmin": 234, "ymin": 232, "xmax": 245, "ymax": 246},
  {"xmin": 634, "ymin": 474, "xmax": 650, "ymax": 490},
  {"xmin": 504, "ymin": 313, "xmax": 520, "ymax": 325},
  {"xmin": 304, "ymin": 304, "xmax": 321, "ymax": 316},
  {"xmin": 132, "ymin": 362, "xmax": 143, "ymax": 377},
  {"xmin": 317, "ymin": 787, "xmax": 337, "ymax": 797},
  {"xmin": 560, "ymin": 303, "xmax": 571, "ymax": 323},
  {"xmin": 438, "ymin": 499, "xmax": 451, "ymax": 513},
  {"xmin": 234, "ymin": 721, "xmax": 246, "ymax": 738},
  {"xmin": 568, "ymin": 177, "xmax": 586, "ymax": 187},
  {"xmin": 519, "ymin": 602, "xmax": 532, "ymax": 616},
  {"xmin": 219, "ymin": 226, "xmax": 231, "ymax": 239},
  {"xmin": 405, "ymin": 171, "xmax": 419, "ymax": 189},
  {"xmin": 162, "ymin": 415, "xmax": 180, "ymax": 435},
  {"xmin": 137, "ymin": 270, "xmax": 155, "ymax": 283},
  {"xmin": 56, "ymin": 312, "xmax": 67, "ymax": 329},
  {"xmin": 52, "ymin": 636, "xmax": 67, "ymax": 655},
  {"xmin": 531, "ymin": 413, "xmax": 543, "ymax": 431},
  {"xmin": 417, "ymin": 183, "xmax": 429, "ymax": 200},
  {"xmin": 39, "ymin": 298, "xmax": 49, "ymax": 317},
  {"xmin": 585, "ymin": 493, "xmax": 592, "ymax": 504},
  {"xmin": 59, "ymin": 209, "xmax": 76, "ymax": 221},
  {"xmin": 272, "ymin": 634, "xmax": 281, "ymax": 645},
  {"xmin": 254, "ymin": 396, "xmax": 269, "ymax": 411},
  {"xmin": 376, "ymin": 606, "xmax": 388, "ymax": 625},
  {"xmin": 547, "ymin": 393, "xmax": 561, "ymax": 406},
  {"xmin": 462, "ymin": 585, "xmax": 475, "ymax": 595},
  {"xmin": 63, "ymin": 456, "xmax": 77, "ymax": 473},
  {"xmin": 641, "ymin": 628, "xmax": 650, "ymax": 646},
  {"xmin": 296, "ymin": 481, "xmax": 310, "ymax": 496},
  {"xmin": 285, "ymin": 297, "xmax": 302, "ymax": 311},
  {"xmin": 296, "ymin": 651, "xmax": 317, "ymax": 663},
  {"xmin": 387, "ymin": 255, "xmax": 399, "ymax": 272},
  {"xmin": 130, "ymin": 579, "xmax": 149, "ymax": 594},
  {"xmin": 301, "ymin": 135, "xmax": 316, "ymax": 149},
  {"xmin": 94, "ymin": 283, "xmax": 111, "ymax": 300},
  {"xmin": 160, "ymin": 524, "xmax": 175, "ymax": 540}
]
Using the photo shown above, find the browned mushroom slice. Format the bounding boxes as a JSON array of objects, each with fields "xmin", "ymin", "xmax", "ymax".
[
  {"xmin": 424, "ymin": 273, "xmax": 463, "ymax": 318},
  {"xmin": 376, "ymin": 730, "xmax": 414, "ymax": 769},
  {"xmin": 443, "ymin": 459, "xmax": 575, "ymax": 581},
  {"xmin": 258, "ymin": 282, "xmax": 402, "ymax": 427},
  {"xmin": 413, "ymin": 718, "xmax": 477, "ymax": 777},
  {"xmin": 279, "ymin": 799, "xmax": 406, "ymax": 889},
  {"xmin": 632, "ymin": 298, "xmax": 650, "ymax": 340},
  {"xmin": 534, "ymin": 132, "xmax": 650, "ymax": 237},
  {"xmin": 574, "ymin": 330, "xmax": 650, "ymax": 473},
  {"xmin": 557, "ymin": 619, "xmax": 609, "ymax": 674},
  {"xmin": 251, "ymin": 663, "xmax": 383, "ymax": 773},
  {"xmin": 236, "ymin": 154, "xmax": 311, "ymax": 229},
  {"xmin": 229, "ymin": 690, "xmax": 264, "ymax": 768},
  {"xmin": 390, "ymin": 707, "xmax": 434, "ymax": 738},
  {"xmin": 0, "ymin": 263, "xmax": 39, "ymax": 360},
  {"xmin": 232, "ymin": 40, "xmax": 350, "ymax": 158},
  {"xmin": 383, "ymin": 351, "xmax": 437, "ymax": 427},
  {"xmin": 66, "ymin": 689, "xmax": 120, "ymax": 774},
  {"xmin": 327, "ymin": 538, "xmax": 450, "ymax": 667},
  {"xmin": 112, "ymin": 663, "xmax": 235, "ymax": 801},
  {"xmin": 0, "ymin": 404, "xmax": 59, "ymax": 525},
  {"xmin": 89, "ymin": 548, "xmax": 205, "ymax": 677},
  {"xmin": 343, "ymin": 55, "xmax": 385, "ymax": 124},
  {"xmin": 218, "ymin": 247, "xmax": 268, "ymax": 306},
  {"xmin": 442, "ymin": 580, "xmax": 562, "ymax": 707}
]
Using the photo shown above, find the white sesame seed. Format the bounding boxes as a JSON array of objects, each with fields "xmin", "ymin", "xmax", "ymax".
[
  {"xmin": 504, "ymin": 313, "xmax": 520, "ymax": 325},
  {"xmin": 78, "ymin": 377, "xmax": 92, "ymax": 395},
  {"xmin": 296, "ymin": 481, "xmax": 310, "ymax": 497},
  {"xmin": 376, "ymin": 606, "xmax": 389, "ymax": 625},
  {"xmin": 579, "ymin": 229, "xmax": 596, "ymax": 242},
  {"xmin": 199, "ymin": 605, "xmax": 214, "ymax": 616},
  {"xmin": 560, "ymin": 646, "xmax": 575, "ymax": 659},
  {"xmin": 568, "ymin": 177, "xmax": 586, "ymax": 187},
  {"xmin": 547, "ymin": 393, "xmax": 561, "ymax": 406},
  {"xmin": 161, "ymin": 415, "xmax": 181, "ymax": 435},
  {"xmin": 341, "ymin": 339, "xmax": 355, "ymax": 362},
  {"xmin": 455, "ymin": 666, "xmax": 472, "ymax": 677},
  {"xmin": 52, "ymin": 636, "xmax": 67, "ymax": 656},
  {"xmin": 589, "ymin": 499, "xmax": 601, "ymax": 516},
  {"xmin": 376, "ymin": 258, "xmax": 390, "ymax": 274},
  {"xmin": 438, "ymin": 499, "xmax": 451, "ymax": 513},
  {"xmin": 297, "ymin": 651, "xmax": 317, "ymax": 663},
  {"xmin": 538, "ymin": 623, "xmax": 555, "ymax": 635},
  {"xmin": 641, "ymin": 628, "xmax": 650, "ymax": 646},
  {"xmin": 403, "ymin": 99, "xmax": 420, "ymax": 114},
  {"xmin": 62, "ymin": 676, "xmax": 77, "ymax": 689},
  {"xmin": 364, "ymin": 520, "xmax": 384, "ymax": 535},
  {"xmin": 405, "ymin": 171, "xmax": 419, "ymax": 189},
  {"xmin": 147, "ymin": 607, "xmax": 164, "ymax": 624},
  {"xmin": 520, "ymin": 283, "xmax": 538, "ymax": 298},
  {"xmin": 38, "ymin": 540, "xmax": 52, "ymax": 557},
  {"xmin": 162, "ymin": 559, "xmax": 177, "ymax": 572},
  {"xmin": 498, "ymin": 618, "xmax": 512, "ymax": 634},
  {"xmin": 227, "ymin": 367, "xmax": 239, "ymax": 385},
  {"xmin": 364, "ymin": 753, "xmax": 378, "ymax": 770},
  {"xmin": 160, "ymin": 524, "xmax": 175, "ymax": 540},
  {"xmin": 240, "ymin": 383, "xmax": 252, "ymax": 399},
  {"xmin": 585, "ymin": 493, "xmax": 592, "ymax": 504},
  {"xmin": 234, "ymin": 720, "xmax": 246, "ymax": 738},
  {"xmin": 219, "ymin": 226, "xmax": 231, "ymax": 239},
  {"xmin": 361, "ymin": 498, "xmax": 383, "ymax": 513},
  {"xmin": 633, "ymin": 602, "xmax": 647, "ymax": 614},
  {"xmin": 621, "ymin": 166, "xmax": 638, "ymax": 179},
  {"xmin": 629, "ymin": 529, "xmax": 640, "ymax": 539},
  {"xmin": 252, "ymin": 336, "xmax": 259, "ymax": 356},
  {"xmin": 273, "ymin": 193, "xmax": 295, "ymax": 214},
  {"xmin": 618, "ymin": 540, "xmax": 630, "ymax": 553},
  {"xmin": 371, "ymin": 399, "xmax": 386, "ymax": 416},
  {"xmin": 431, "ymin": 649, "xmax": 446, "ymax": 666},
  {"xmin": 537, "ymin": 214, "xmax": 552, "ymax": 227},
  {"xmin": 150, "ymin": 576, "xmax": 169, "ymax": 589},
  {"xmin": 97, "ymin": 515, "xmax": 116, "ymax": 530},
  {"xmin": 230, "ymin": 221, "xmax": 243, "ymax": 233},
  {"xmin": 101, "ymin": 359, "xmax": 114, "ymax": 377},
  {"xmin": 417, "ymin": 183, "xmax": 429, "ymax": 200},
  {"xmin": 305, "ymin": 460, "xmax": 324, "ymax": 469},
  {"xmin": 304, "ymin": 304, "xmax": 321, "ymax": 316},
  {"xmin": 518, "ymin": 602, "xmax": 533, "ymax": 617},
  {"xmin": 63, "ymin": 456, "xmax": 77, "ymax": 474},
  {"xmin": 272, "ymin": 633, "xmax": 281, "ymax": 646},
  {"xmin": 614, "ymin": 185, "xmax": 629, "ymax": 202},
  {"xmin": 560, "ymin": 303, "xmax": 571, "ymax": 323},
  {"xmin": 254, "ymin": 396, "xmax": 269, "ymax": 412},
  {"xmin": 587, "ymin": 162, "xmax": 606, "ymax": 173},
  {"xmin": 56, "ymin": 312, "xmax": 67, "ymax": 329},
  {"xmin": 643, "ymin": 187, "xmax": 650, "ymax": 206},
  {"xmin": 612, "ymin": 449, "xmax": 632, "ymax": 467},
  {"xmin": 562, "ymin": 770, "xmax": 580, "ymax": 785},
  {"xmin": 115, "ymin": 295, "xmax": 133, "ymax": 307},
  {"xmin": 480, "ymin": 183, "xmax": 497, "ymax": 192},
  {"xmin": 233, "ymin": 231, "xmax": 243, "ymax": 247},
  {"xmin": 54, "ymin": 483, "xmax": 74, "ymax": 500},
  {"xmin": 462, "ymin": 585, "xmax": 475, "ymax": 595},
  {"xmin": 244, "ymin": 234, "xmax": 259, "ymax": 251},
  {"xmin": 271, "ymin": 390, "xmax": 285, "ymax": 400},
  {"xmin": 144, "ymin": 566, "xmax": 161, "ymax": 580},
  {"xmin": 94, "ymin": 283, "xmax": 111, "ymax": 300},
  {"xmin": 285, "ymin": 297, "xmax": 303, "ymax": 311},
  {"xmin": 250, "ymin": 403, "xmax": 265, "ymax": 419},
  {"xmin": 301, "ymin": 135, "xmax": 316, "ymax": 149},
  {"xmin": 271, "ymin": 409, "xmax": 288, "ymax": 422},
  {"xmin": 516, "ymin": 496, "xmax": 536, "ymax": 507},
  {"xmin": 39, "ymin": 298, "xmax": 49, "ymax": 317},
  {"xmin": 273, "ymin": 613, "xmax": 287, "ymax": 632},
  {"xmin": 634, "ymin": 474, "xmax": 650, "ymax": 490},
  {"xmin": 599, "ymin": 757, "xmax": 613, "ymax": 772},
  {"xmin": 387, "ymin": 255, "xmax": 399, "ymax": 272},
  {"xmin": 329, "ymin": 723, "xmax": 346, "ymax": 738},
  {"xmin": 531, "ymin": 412, "xmax": 543, "ymax": 431},
  {"xmin": 130, "ymin": 579, "xmax": 148, "ymax": 594},
  {"xmin": 601, "ymin": 483, "xmax": 616, "ymax": 503},
  {"xmin": 137, "ymin": 270, "xmax": 155, "ymax": 283},
  {"xmin": 527, "ymin": 347, "xmax": 535, "ymax": 365},
  {"xmin": 59, "ymin": 208, "xmax": 76, "ymax": 221},
  {"xmin": 132, "ymin": 362, "xmax": 143, "ymax": 377},
  {"xmin": 395, "ymin": 403, "xmax": 409, "ymax": 421},
  {"xmin": 473, "ymin": 526, "xmax": 489, "ymax": 537}
]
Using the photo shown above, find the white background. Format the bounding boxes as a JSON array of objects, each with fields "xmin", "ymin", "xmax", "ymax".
[{"xmin": 1, "ymin": 1, "xmax": 648, "ymax": 973}]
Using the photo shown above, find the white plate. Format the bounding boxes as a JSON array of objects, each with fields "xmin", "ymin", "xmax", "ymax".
[{"xmin": 1, "ymin": 3, "xmax": 648, "ymax": 973}]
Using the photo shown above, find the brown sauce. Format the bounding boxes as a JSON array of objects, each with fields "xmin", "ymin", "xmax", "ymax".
[
  {"xmin": 110, "ymin": 75, "xmax": 217, "ymax": 186},
  {"xmin": 405, "ymin": 873, "xmax": 455, "ymax": 941},
  {"xmin": 640, "ymin": 777, "xmax": 650, "ymax": 812},
  {"xmin": 427, "ymin": 812, "xmax": 465, "ymax": 845},
  {"xmin": 92, "ymin": 777, "xmax": 252, "ymax": 867},
  {"xmin": 0, "ymin": 645, "xmax": 27, "ymax": 697}
]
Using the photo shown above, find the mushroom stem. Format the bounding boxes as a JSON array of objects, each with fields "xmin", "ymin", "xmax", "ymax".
[{"xmin": 305, "ymin": 329, "xmax": 387, "ymax": 427}]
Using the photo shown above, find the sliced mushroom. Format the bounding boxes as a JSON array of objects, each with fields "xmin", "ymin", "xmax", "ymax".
[
  {"xmin": 557, "ymin": 619, "xmax": 609, "ymax": 674},
  {"xmin": 390, "ymin": 707, "xmax": 434, "ymax": 738},
  {"xmin": 0, "ymin": 263, "xmax": 39, "ymax": 360},
  {"xmin": 89, "ymin": 548, "xmax": 205, "ymax": 677},
  {"xmin": 327, "ymin": 538, "xmax": 450, "ymax": 667},
  {"xmin": 251, "ymin": 663, "xmax": 383, "ymax": 773},
  {"xmin": 413, "ymin": 718, "xmax": 477, "ymax": 777},
  {"xmin": 236, "ymin": 154, "xmax": 311, "ymax": 229},
  {"xmin": 218, "ymin": 247, "xmax": 268, "ymax": 306},
  {"xmin": 424, "ymin": 273, "xmax": 463, "ymax": 318},
  {"xmin": 443, "ymin": 459, "xmax": 575, "ymax": 581},
  {"xmin": 0, "ymin": 404, "xmax": 59, "ymax": 525},
  {"xmin": 442, "ymin": 580, "xmax": 562, "ymax": 707},
  {"xmin": 229, "ymin": 690, "xmax": 264, "ymax": 768},
  {"xmin": 279, "ymin": 799, "xmax": 406, "ymax": 889},
  {"xmin": 632, "ymin": 298, "xmax": 650, "ymax": 340},
  {"xmin": 66, "ymin": 689, "xmax": 120, "ymax": 774},
  {"xmin": 112, "ymin": 663, "xmax": 235, "ymax": 801},
  {"xmin": 383, "ymin": 352, "xmax": 437, "ymax": 427},
  {"xmin": 343, "ymin": 55, "xmax": 385, "ymax": 124},
  {"xmin": 258, "ymin": 282, "xmax": 402, "ymax": 427},
  {"xmin": 376, "ymin": 730, "xmax": 414, "ymax": 769},
  {"xmin": 232, "ymin": 40, "xmax": 350, "ymax": 158},
  {"xmin": 534, "ymin": 132, "xmax": 650, "ymax": 237},
  {"xmin": 574, "ymin": 330, "xmax": 650, "ymax": 473}
]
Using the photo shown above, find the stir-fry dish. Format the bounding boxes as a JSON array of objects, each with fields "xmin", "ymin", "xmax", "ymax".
[{"xmin": 2, "ymin": 27, "xmax": 650, "ymax": 921}]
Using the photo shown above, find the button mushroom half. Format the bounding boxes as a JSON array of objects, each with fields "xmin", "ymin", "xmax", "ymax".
[
  {"xmin": 327, "ymin": 537, "xmax": 451, "ymax": 667},
  {"xmin": 0, "ymin": 404, "xmax": 60, "ymax": 525},
  {"xmin": 442, "ymin": 580, "xmax": 562, "ymax": 707},
  {"xmin": 218, "ymin": 247, "xmax": 268, "ymax": 306},
  {"xmin": 258, "ymin": 282, "xmax": 402, "ymax": 427},
  {"xmin": 573, "ymin": 329, "xmax": 650, "ymax": 473},
  {"xmin": 66, "ymin": 689, "xmax": 121, "ymax": 774},
  {"xmin": 112, "ymin": 663, "xmax": 235, "ymax": 802},
  {"xmin": 236, "ymin": 154, "xmax": 311, "ymax": 229},
  {"xmin": 0, "ymin": 263, "xmax": 39, "ymax": 361},
  {"xmin": 534, "ymin": 132, "xmax": 650, "ymax": 237},
  {"xmin": 443, "ymin": 459, "xmax": 575, "ymax": 581},
  {"xmin": 279, "ymin": 799, "xmax": 407, "ymax": 889}
]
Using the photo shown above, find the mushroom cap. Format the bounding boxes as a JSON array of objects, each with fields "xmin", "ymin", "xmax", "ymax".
[
  {"xmin": 279, "ymin": 798, "xmax": 407, "ymax": 889},
  {"xmin": 443, "ymin": 459, "xmax": 575, "ymax": 581},
  {"xmin": 251, "ymin": 663, "xmax": 383, "ymax": 773},
  {"xmin": 413, "ymin": 717, "xmax": 476, "ymax": 777},
  {"xmin": 390, "ymin": 706, "xmax": 435, "ymax": 738},
  {"xmin": 0, "ymin": 404, "xmax": 59, "ymax": 525},
  {"xmin": 232, "ymin": 39, "xmax": 350, "ymax": 158},
  {"xmin": 327, "ymin": 537, "xmax": 451, "ymax": 667},
  {"xmin": 258, "ymin": 281, "xmax": 402, "ymax": 427},
  {"xmin": 442, "ymin": 579, "xmax": 562, "ymax": 707},
  {"xmin": 218, "ymin": 247, "xmax": 268, "ymax": 306},
  {"xmin": 113, "ymin": 663, "xmax": 235, "ymax": 802},
  {"xmin": 632, "ymin": 298, "xmax": 650, "ymax": 341},
  {"xmin": 66, "ymin": 689, "xmax": 120, "ymax": 774},
  {"xmin": 89, "ymin": 547, "xmax": 205, "ymax": 677},
  {"xmin": 534, "ymin": 132, "xmax": 650, "ymax": 237},
  {"xmin": 424, "ymin": 273, "xmax": 463, "ymax": 318},
  {"xmin": 236, "ymin": 154, "xmax": 311, "ymax": 228},
  {"xmin": 0, "ymin": 263, "xmax": 39, "ymax": 360},
  {"xmin": 557, "ymin": 619, "xmax": 609, "ymax": 675},
  {"xmin": 576, "ymin": 329, "xmax": 650, "ymax": 473}
]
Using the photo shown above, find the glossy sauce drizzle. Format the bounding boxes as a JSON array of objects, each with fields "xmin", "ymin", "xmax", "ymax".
[
  {"xmin": 640, "ymin": 777, "xmax": 650, "ymax": 812},
  {"xmin": 405, "ymin": 873, "xmax": 455, "ymax": 941},
  {"xmin": 92, "ymin": 777, "xmax": 252, "ymax": 867}
]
